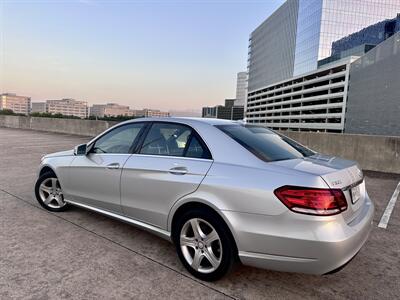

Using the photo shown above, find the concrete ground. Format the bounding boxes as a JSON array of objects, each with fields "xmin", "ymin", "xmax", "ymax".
[{"xmin": 0, "ymin": 127, "xmax": 399, "ymax": 300}]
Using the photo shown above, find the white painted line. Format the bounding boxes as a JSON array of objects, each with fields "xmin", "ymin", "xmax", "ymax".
[{"xmin": 378, "ymin": 181, "xmax": 400, "ymax": 229}]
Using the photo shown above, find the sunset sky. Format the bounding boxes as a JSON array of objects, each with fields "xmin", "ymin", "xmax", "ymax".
[{"xmin": 0, "ymin": 0, "xmax": 284, "ymax": 111}]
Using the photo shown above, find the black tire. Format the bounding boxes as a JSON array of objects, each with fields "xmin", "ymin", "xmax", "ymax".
[
  {"xmin": 35, "ymin": 171, "xmax": 69, "ymax": 212},
  {"xmin": 173, "ymin": 207, "xmax": 237, "ymax": 281}
]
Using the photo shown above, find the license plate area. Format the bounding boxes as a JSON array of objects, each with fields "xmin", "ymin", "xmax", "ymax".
[{"xmin": 350, "ymin": 185, "xmax": 361, "ymax": 204}]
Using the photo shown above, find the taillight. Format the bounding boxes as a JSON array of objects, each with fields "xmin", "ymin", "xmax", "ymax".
[{"xmin": 274, "ymin": 186, "xmax": 347, "ymax": 216}]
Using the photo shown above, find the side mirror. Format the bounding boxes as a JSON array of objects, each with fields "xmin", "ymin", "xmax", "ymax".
[{"xmin": 74, "ymin": 143, "xmax": 88, "ymax": 156}]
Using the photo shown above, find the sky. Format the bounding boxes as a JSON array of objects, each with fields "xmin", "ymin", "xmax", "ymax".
[{"xmin": 0, "ymin": 0, "xmax": 284, "ymax": 111}]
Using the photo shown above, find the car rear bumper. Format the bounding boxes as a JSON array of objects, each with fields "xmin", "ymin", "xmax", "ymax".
[{"xmin": 222, "ymin": 194, "xmax": 374, "ymax": 274}]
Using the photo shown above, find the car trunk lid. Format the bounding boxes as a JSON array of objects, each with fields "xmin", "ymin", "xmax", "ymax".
[{"xmin": 271, "ymin": 154, "xmax": 365, "ymax": 223}]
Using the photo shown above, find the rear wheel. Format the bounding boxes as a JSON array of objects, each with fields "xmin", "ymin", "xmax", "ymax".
[
  {"xmin": 173, "ymin": 207, "xmax": 236, "ymax": 281},
  {"xmin": 35, "ymin": 171, "xmax": 69, "ymax": 212}
]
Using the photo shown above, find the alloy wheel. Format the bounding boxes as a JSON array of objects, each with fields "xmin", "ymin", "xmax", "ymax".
[
  {"xmin": 38, "ymin": 177, "xmax": 66, "ymax": 209},
  {"xmin": 180, "ymin": 218, "xmax": 222, "ymax": 274}
]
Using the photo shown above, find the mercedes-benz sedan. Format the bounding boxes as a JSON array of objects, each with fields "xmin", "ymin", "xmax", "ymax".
[{"xmin": 35, "ymin": 118, "xmax": 374, "ymax": 281}]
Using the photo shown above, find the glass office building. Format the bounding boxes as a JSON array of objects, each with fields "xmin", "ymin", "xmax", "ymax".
[
  {"xmin": 247, "ymin": 0, "xmax": 299, "ymax": 92},
  {"xmin": 318, "ymin": 14, "xmax": 400, "ymax": 67},
  {"xmin": 294, "ymin": 0, "xmax": 400, "ymax": 76},
  {"xmin": 292, "ymin": 0, "xmax": 323, "ymax": 76},
  {"xmin": 331, "ymin": 14, "xmax": 400, "ymax": 57},
  {"xmin": 248, "ymin": 0, "xmax": 400, "ymax": 92}
]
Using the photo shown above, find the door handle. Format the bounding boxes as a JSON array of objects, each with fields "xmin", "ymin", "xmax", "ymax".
[
  {"xmin": 168, "ymin": 166, "xmax": 188, "ymax": 175},
  {"xmin": 106, "ymin": 163, "xmax": 120, "ymax": 170}
]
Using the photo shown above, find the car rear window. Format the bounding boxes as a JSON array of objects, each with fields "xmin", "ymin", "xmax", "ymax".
[{"xmin": 216, "ymin": 124, "xmax": 315, "ymax": 162}]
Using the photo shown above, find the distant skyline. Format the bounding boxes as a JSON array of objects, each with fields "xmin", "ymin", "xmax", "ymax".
[{"xmin": 0, "ymin": 0, "xmax": 285, "ymax": 111}]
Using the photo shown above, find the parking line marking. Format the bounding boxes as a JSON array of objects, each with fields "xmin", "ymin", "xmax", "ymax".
[{"xmin": 378, "ymin": 181, "xmax": 400, "ymax": 229}]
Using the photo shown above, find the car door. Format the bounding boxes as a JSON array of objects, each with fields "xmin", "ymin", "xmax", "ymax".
[
  {"xmin": 65, "ymin": 122, "xmax": 146, "ymax": 213},
  {"xmin": 121, "ymin": 122, "xmax": 213, "ymax": 229}
]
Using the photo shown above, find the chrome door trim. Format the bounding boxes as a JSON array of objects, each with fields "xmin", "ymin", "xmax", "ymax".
[
  {"xmin": 131, "ymin": 153, "xmax": 213, "ymax": 162},
  {"xmin": 64, "ymin": 199, "xmax": 171, "ymax": 241}
]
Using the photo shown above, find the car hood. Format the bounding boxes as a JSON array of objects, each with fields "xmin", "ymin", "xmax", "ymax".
[
  {"xmin": 43, "ymin": 149, "xmax": 74, "ymax": 159},
  {"xmin": 270, "ymin": 154, "xmax": 363, "ymax": 189}
]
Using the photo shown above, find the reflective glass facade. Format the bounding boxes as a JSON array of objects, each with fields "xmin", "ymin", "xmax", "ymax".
[
  {"xmin": 247, "ymin": 0, "xmax": 299, "ymax": 92},
  {"xmin": 235, "ymin": 72, "xmax": 248, "ymax": 106},
  {"xmin": 247, "ymin": 0, "xmax": 400, "ymax": 135},
  {"xmin": 331, "ymin": 15, "xmax": 400, "ymax": 56},
  {"xmin": 292, "ymin": 0, "xmax": 323, "ymax": 76},
  {"xmin": 293, "ymin": 0, "xmax": 400, "ymax": 75},
  {"xmin": 248, "ymin": 0, "xmax": 400, "ymax": 91}
]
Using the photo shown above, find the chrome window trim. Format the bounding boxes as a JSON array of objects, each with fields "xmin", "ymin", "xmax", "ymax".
[
  {"xmin": 87, "ymin": 122, "xmax": 148, "ymax": 154},
  {"xmin": 137, "ymin": 121, "xmax": 213, "ymax": 160},
  {"xmin": 86, "ymin": 153, "xmax": 133, "ymax": 156},
  {"xmin": 131, "ymin": 153, "xmax": 213, "ymax": 162}
]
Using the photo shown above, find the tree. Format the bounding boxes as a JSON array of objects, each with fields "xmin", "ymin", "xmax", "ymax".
[
  {"xmin": 0, "ymin": 109, "xmax": 25, "ymax": 116},
  {"xmin": 29, "ymin": 112, "xmax": 81, "ymax": 119}
]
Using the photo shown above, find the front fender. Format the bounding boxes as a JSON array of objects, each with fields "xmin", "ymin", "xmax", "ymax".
[{"xmin": 37, "ymin": 156, "xmax": 75, "ymax": 195}]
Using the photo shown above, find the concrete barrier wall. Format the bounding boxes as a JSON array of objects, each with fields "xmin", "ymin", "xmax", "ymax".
[
  {"xmin": 282, "ymin": 131, "xmax": 400, "ymax": 174},
  {"xmin": 0, "ymin": 115, "xmax": 399, "ymax": 173},
  {"xmin": 0, "ymin": 115, "xmax": 117, "ymax": 137}
]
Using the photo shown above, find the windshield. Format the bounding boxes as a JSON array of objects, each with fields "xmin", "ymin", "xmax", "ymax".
[{"xmin": 216, "ymin": 124, "xmax": 315, "ymax": 162}]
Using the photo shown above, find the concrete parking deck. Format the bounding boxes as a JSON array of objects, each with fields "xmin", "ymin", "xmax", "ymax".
[{"xmin": 1, "ymin": 127, "xmax": 399, "ymax": 299}]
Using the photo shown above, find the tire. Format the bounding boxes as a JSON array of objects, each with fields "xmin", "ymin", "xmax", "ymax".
[
  {"xmin": 35, "ymin": 171, "xmax": 69, "ymax": 212},
  {"xmin": 173, "ymin": 207, "xmax": 237, "ymax": 281}
]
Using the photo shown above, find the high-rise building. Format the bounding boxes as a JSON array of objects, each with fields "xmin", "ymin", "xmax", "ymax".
[
  {"xmin": 46, "ymin": 99, "xmax": 88, "ymax": 118},
  {"xmin": 202, "ymin": 99, "xmax": 244, "ymax": 121},
  {"xmin": 246, "ymin": 0, "xmax": 400, "ymax": 135},
  {"xmin": 248, "ymin": 0, "xmax": 299, "ymax": 92},
  {"xmin": 331, "ymin": 14, "xmax": 400, "ymax": 57},
  {"xmin": 247, "ymin": 0, "xmax": 400, "ymax": 92},
  {"xmin": 247, "ymin": 30, "xmax": 400, "ymax": 136},
  {"xmin": 0, "ymin": 93, "xmax": 31, "ymax": 115},
  {"xmin": 90, "ymin": 103, "xmax": 133, "ymax": 118},
  {"xmin": 235, "ymin": 72, "xmax": 248, "ymax": 106},
  {"xmin": 224, "ymin": 99, "xmax": 235, "ymax": 108},
  {"xmin": 202, "ymin": 106, "xmax": 218, "ymax": 119},
  {"xmin": 319, "ymin": 14, "xmax": 400, "ymax": 67}
]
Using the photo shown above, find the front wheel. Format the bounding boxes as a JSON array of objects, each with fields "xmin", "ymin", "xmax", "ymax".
[
  {"xmin": 173, "ymin": 208, "xmax": 237, "ymax": 281},
  {"xmin": 35, "ymin": 171, "xmax": 69, "ymax": 212}
]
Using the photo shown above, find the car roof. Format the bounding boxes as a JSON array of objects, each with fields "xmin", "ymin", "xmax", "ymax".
[
  {"xmin": 90, "ymin": 116, "xmax": 275, "ymax": 167},
  {"xmin": 121, "ymin": 117, "xmax": 242, "ymax": 127}
]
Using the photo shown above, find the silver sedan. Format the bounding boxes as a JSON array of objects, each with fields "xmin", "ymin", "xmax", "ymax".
[{"xmin": 35, "ymin": 118, "xmax": 374, "ymax": 281}]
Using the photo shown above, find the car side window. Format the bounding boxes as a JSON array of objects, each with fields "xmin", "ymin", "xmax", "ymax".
[
  {"xmin": 92, "ymin": 123, "xmax": 144, "ymax": 154},
  {"xmin": 186, "ymin": 135, "xmax": 208, "ymax": 159},
  {"xmin": 140, "ymin": 123, "xmax": 191, "ymax": 156},
  {"xmin": 139, "ymin": 123, "xmax": 211, "ymax": 159}
]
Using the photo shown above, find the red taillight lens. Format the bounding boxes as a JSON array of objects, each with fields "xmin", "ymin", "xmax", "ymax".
[{"xmin": 274, "ymin": 186, "xmax": 347, "ymax": 216}]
